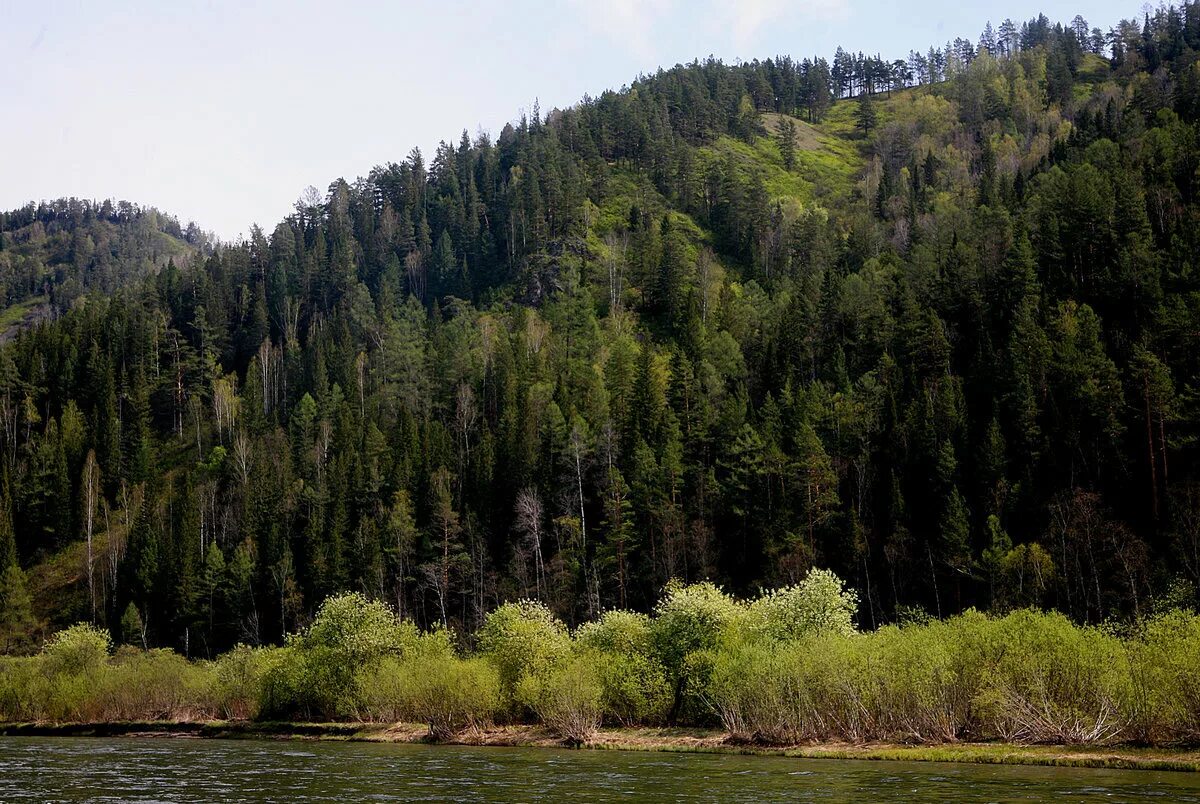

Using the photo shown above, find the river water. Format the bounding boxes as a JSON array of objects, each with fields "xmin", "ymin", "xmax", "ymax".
[{"xmin": 1, "ymin": 736, "xmax": 1198, "ymax": 802}]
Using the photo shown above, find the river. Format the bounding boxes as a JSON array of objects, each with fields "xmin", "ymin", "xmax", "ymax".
[{"xmin": 1, "ymin": 736, "xmax": 1198, "ymax": 802}]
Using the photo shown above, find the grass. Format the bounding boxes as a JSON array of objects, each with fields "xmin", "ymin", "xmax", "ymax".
[
  {"xmin": 2, "ymin": 721, "xmax": 1198, "ymax": 772},
  {"xmin": 0, "ymin": 295, "xmax": 49, "ymax": 340}
]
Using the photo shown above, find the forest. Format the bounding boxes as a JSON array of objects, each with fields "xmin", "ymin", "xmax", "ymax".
[{"xmin": 1, "ymin": 3, "xmax": 1200, "ymax": 664}]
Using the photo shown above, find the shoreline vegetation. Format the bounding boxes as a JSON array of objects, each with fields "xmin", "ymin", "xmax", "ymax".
[
  {"xmin": 4, "ymin": 575, "xmax": 1200, "ymax": 774},
  {"xmin": 1, "ymin": 721, "xmax": 1198, "ymax": 773}
]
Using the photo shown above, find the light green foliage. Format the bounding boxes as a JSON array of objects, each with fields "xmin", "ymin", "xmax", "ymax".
[
  {"xmin": 745, "ymin": 568, "xmax": 859, "ymax": 641},
  {"xmin": 261, "ymin": 593, "xmax": 423, "ymax": 720},
  {"xmin": 91, "ymin": 648, "xmax": 214, "ymax": 721},
  {"xmin": 476, "ymin": 600, "xmax": 571, "ymax": 703},
  {"xmin": 296, "ymin": 592, "xmax": 419, "ymax": 660},
  {"xmin": 41, "ymin": 623, "xmax": 111, "ymax": 677},
  {"xmin": 575, "ymin": 609, "xmax": 654, "ymax": 654},
  {"xmin": 1127, "ymin": 610, "xmax": 1200, "ymax": 742},
  {"xmin": 517, "ymin": 654, "xmax": 604, "ymax": 743},
  {"xmin": 651, "ymin": 581, "xmax": 745, "ymax": 721},
  {"xmin": 392, "ymin": 655, "xmax": 501, "ymax": 741},
  {"xmin": 975, "ymin": 610, "xmax": 1130, "ymax": 743},
  {"xmin": 212, "ymin": 645, "xmax": 277, "ymax": 720},
  {"xmin": 575, "ymin": 611, "xmax": 671, "ymax": 725},
  {"xmin": 651, "ymin": 582, "xmax": 744, "ymax": 672}
]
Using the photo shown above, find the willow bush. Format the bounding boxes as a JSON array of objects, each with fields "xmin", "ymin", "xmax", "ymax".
[{"xmin": 3, "ymin": 582, "xmax": 1200, "ymax": 749}]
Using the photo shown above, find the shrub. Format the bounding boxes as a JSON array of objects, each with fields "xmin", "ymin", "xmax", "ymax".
[
  {"xmin": 297, "ymin": 593, "xmax": 419, "ymax": 661},
  {"xmin": 41, "ymin": 623, "xmax": 111, "ymax": 677},
  {"xmin": 1126, "ymin": 610, "xmax": 1200, "ymax": 741},
  {"xmin": 707, "ymin": 632, "xmax": 870, "ymax": 744},
  {"xmin": 746, "ymin": 568, "xmax": 859, "ymax": 641},
  {"xmin": 357, "ymin": 631, "xmax": 457, "ymax": 723},
  {"xmin": 476, "ymin": 600, "xmax": 570, "ymax": 707},
  {"xmin": 575, "ymin": 610, "xmax": 654, "ymax": 655},
  {"xmin": 91, "ymin": 648, "xmax": 215, "ymax": 721},
  {"xmin": 650, "ymin": 581, "xmax": 743, "ymax": 721},
  {"xmin": 517, "ymin": 654, "xmax": 604, "ymax": 743},
  {"xmin": 0, "ymin": 656, "xmax": 48, "ymax": 722},
  {"xmin": 867, "ymin": 614, "xmax": 992, "ymax": 743},
  {"xmin": 212, "ymin": 645, "xmax": 275, "ymax": 720},
  {"xmin": 592, "ymin": 649, "xmax": 672, "ymax": 726},
  {"xmin": 975, "ymin": 610, "xmax": 1131, "ymax": 744},
  {"xmin": 260, "ymin": 594, "xmax": 422, "ymax": 720},
  {"xmin": 395, "ymin": 655, "xmax": 501, "ymax": 741},
  {"xmin": 575, "ymin": 611, "xmax": 671, "ymax": 725}
]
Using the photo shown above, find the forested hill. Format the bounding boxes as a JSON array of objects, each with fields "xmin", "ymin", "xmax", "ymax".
[
  {"xmin": 2, "ymin": 4, "xmax": 1200, "ymax": 656},
  {"xmin": 0, "ymin": 200, "xmax": 205, "ymax": 339}
]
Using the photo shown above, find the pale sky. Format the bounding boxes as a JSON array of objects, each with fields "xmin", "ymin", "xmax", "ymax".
[{"xmin": 2, "ymin": 0, "xmax": 1138, "ymax": 241}]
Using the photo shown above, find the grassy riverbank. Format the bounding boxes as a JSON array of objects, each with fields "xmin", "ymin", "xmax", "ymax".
[{"xmin": 2, "ymin": 721, "xmax": 1199, "ymax": 773}]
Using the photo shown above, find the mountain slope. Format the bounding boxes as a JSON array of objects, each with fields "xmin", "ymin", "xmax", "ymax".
[{"xmin": 4, "ymin": 4, "xmax": 1200, "ymax": 653}]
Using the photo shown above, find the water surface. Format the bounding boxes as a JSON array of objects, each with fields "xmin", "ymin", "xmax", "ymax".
[{"xmin": 1, "ymin": 736, "xmax": 1198, "ymax": 802}]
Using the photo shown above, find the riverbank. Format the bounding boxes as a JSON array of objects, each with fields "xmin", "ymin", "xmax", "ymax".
[{"xmin": 2, "ymin": 721, "xmax": 1198, "ymax": 773}]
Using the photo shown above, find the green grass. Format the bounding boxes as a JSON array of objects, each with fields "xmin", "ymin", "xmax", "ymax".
[{"xmin": 0, "ymin": 296, "xmax": 49, "ymax": 337}]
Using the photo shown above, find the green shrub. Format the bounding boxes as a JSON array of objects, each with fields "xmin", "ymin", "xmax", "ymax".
[
  {"xmin": 477, "ymin": 600, "xmax": 570, "ymax": 707},
  {"xmin": 707, "ymin": 632, "xmax": 870, "ymax": 744},
  {"xmin": 92, "ymin": 648, "xmax": 215, "ymax": 721},
  {"xmin": 867, "ymin": 614, "xmax": 991, "ymax": 742},
  {"xmin": 575, "ymin": 611, "xmax": 670, "ymax": 725},
  {"xmin": 575, "ymin": 610, "xmax": 654, "ymax": 655},
  {"xmin": 650, "ymin": 581, "xmax": 744, "ymax": 721},
  {"xmin": 1127, "ymin": 610, "xmax": 1200, "ymax": 741},
  {"xmin": 259, "ymin": 594, "xmax": 422, "ymax": 720},
  {"xmin": 41, "ymin": 623, "xmax": 111, "ymax": 677},
  {"xmin": 395, "ymin": 655, "xmax": 501, "ymax": 740},
  {"xmin": 212, "ymin": 645, "xmax": 276, "ymax": 720},
  {"xmin": 0, "ymin": 655, "xmax": 48, "ymax": 722},
  {"xmin": 975, "ymin": 610, "xmax": 1131, "ymax": 744},
  {"xmin": 357, "ymin": 630, "xmax": 458, "ymax": 723},
  {"xmin": 745, "ymin": 568, "xmax": 859, "ymax": 641},
  {"xmin": 592, "ymin": 649, "xmax": 672, "ymax": 726},
  {"xmin": 517, "ymin": 654, "xmax": 604, "ymax": 743}
]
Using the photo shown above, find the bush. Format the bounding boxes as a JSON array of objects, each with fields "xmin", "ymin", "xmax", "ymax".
[
  {"xmin": 260, "ymin": 594, "xmax": 422, "ymax": 720},
  {"xmin": 356, "ymin": 630, "xmax": 457, "ymax": 723},
  {"xmin": 517, "ymin": 654, "xmax": 604, "ymax": 743},
  {"xmin": 975, "ymin": 610, "xmax": 1131, "ymax": 744},
  {"xmin": 476, "ymin": 600, "xmax": 570, "ymax": 707},
  {"xmin": 575, "ymin": 610, "xmax": 654, "ymax": 655},
  {"xmin": 41, "ymin": 623, "xmax": 111, "ymax": 677},
  {"xmin": 867, "ymin": 614, "xmax": 992, "ymax": 742},
  {"xmin": 0, "ymin": 655, "xmax": 49, "ymax": 722},
  {"xmin": 212, "ymin": 645, "xmax": 276, "ymax": 720},
  {"xmin": 395, "ymin": 655, "xmax": 501, "ymax": 741},
  {"xmin": 746, "ymin": 568, "xmax": 859, "ymax": 641},
  {"xmin": 91, "ymin": 648, "xmax": 215, "ymax": 721},
  {"xmin": 707, "ymin": 632, "xmax": 869, "ymax": 744},
  {"xmin": 1127, "ymin": 610, "xmax": 1200, "ymax": 741},
  {"xmin": 650, "ymin": 582, "xmax": 743, "ymax": 721},
  {"xmin": 575, "ymin": 611, "xmax": 671, "ymax": 725}
]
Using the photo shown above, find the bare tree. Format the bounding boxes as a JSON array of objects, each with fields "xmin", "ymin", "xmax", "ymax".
[
  {"xmin": 603, "ymin": 231, "xmax": 629, "ymax": 313},
  {"xmin": 514, "ymin": 488, "xmax": 546, "ymax": 599},
  {"xmin": 81, "ymin": 450, "xmax": 100, "ymax": 621}
]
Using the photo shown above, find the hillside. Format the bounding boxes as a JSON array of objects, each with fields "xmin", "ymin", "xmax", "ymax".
[
  {"xmin": 0, "ymin": 200, "xmax": 204, "ymax": 340},
  {"xmin": 3, "ymin": 4, "xmax": 1200, "ymax": 656}
]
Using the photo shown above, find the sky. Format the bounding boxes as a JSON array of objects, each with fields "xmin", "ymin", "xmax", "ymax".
[{"xmin": 2, "ymin": 0, "xmax": 1141, "ymax": 241}]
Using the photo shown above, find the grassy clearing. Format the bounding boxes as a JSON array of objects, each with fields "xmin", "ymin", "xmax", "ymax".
[{"xmin": 0, "ymin": 296, "xmax": 49, "ymax": 340}]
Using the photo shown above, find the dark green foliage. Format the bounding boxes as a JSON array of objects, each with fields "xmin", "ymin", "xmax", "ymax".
[{"xmin": 2, "ymin": 3, "xmax": 1200, "ymax": 656}]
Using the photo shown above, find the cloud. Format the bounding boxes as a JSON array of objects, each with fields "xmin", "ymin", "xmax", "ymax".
[
  {"xmin": 708, "ymin": 0, "xmax": 850, "ymax": 51},
  {"xmin": 568, "ymin": 0, "xmax": 676, "ymax": 61}
]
